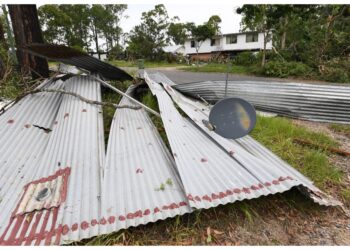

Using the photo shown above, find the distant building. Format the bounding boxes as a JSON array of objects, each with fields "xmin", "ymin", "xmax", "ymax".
[
  {"xmin": 89, "ymin": 52, "xmax": 108, "ymax": 61},
  {"xmin": 163, "ymin": 45, "xmax": 186, "ymax": 55},
  {"xmin": 184, "ymin": 31, "xmax": 273, "ymax": 61}
]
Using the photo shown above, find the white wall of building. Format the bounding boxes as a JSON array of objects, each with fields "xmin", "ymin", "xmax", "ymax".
[{"xmin": 184, "ymin": 32, "xmax": 273, "ymax": 55}]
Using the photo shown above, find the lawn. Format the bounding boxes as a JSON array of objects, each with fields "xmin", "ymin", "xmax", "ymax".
[
  {"xmin": 109, "ymin": 60, "xmax": 186, "ymax": 68},
  {"xmin": 179, "ymin": 63, "xmax": 257, "ymax": 75}
]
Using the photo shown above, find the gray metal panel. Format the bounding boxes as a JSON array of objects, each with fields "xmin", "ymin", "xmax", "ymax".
[
  {"xmin": 100, "ymin": 85, "xmax": 191, "ymax": 235},
  {"xmin": 174, "ymin": 80, "xmax": 350, "ymax": 124},
  {"xmin": 0, "ymin": 76, "xmax": 105, "ymax": 245},
  {"xmin": 144, "ymin": 72, "xmax": 341, "ymax": 208}
]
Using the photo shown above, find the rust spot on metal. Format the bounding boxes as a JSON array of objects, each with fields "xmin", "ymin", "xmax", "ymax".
[
  {"xmin": 24, "ymin": 124, "xmax": 31, "ymax": 128},
  {"xmin": 7, "ymin": 119, "xmax": 14, "ymax": 124},
  {"xmin": 201, "ymin": 158, "xmax": 208, "ymax": 163},
  {"xmin": 64, "ymin": 113, "xmax": 69, "ymax": 119}
]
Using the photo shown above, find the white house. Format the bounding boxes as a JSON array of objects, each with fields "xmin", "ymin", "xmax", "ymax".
[
  {"xmin": 184, "ymin": 31, "xmax": 273, "ymax": 60},
  {"xmin": 163, "ymin": 45, "xmax": 186, "ymax": 55}
]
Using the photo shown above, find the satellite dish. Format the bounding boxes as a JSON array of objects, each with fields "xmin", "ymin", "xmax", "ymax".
[{"xmin": 207, "ymin": 97, "xmax": 256, "ymax": 139}]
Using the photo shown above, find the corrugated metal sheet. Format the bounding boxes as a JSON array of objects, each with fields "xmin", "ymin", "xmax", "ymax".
[
  {"xmin": 0, "ymin": 75, "xmax": 105, "ymax": 245},
  {"xmin": 173, "ymin": 80, "xmax": 350, "ymax": 124},
  {"xmin": 100, "ymin": 85, "xmax": 191, "ymax": 235},
  {"xmin": 24, "ymin": 44, "xmax": 133, "ymax": 81},
  {"xmin": 144, "ymin": 71, "xmax": 341, "ymax": 208}
]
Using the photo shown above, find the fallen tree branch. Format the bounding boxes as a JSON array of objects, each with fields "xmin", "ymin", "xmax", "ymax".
[
  {"xmin": 25, "ymin": 88, "xmax": 142, "ymax": 110},
  {"xmin": 293, "ymin": 138, "xmax": 350, "ymax": 157}
]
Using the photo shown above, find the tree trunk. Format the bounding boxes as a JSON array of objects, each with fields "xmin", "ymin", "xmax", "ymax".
[
  {"xmin": 0, "ymin": 18, "xmax": 7, "ymax": 49},
  {"xmin": 8, "ymin": 4, "xmax": 49, "ymax": 79},
  {"xmin": 262, "ymin": 31, "xmax": 267, "ymax": 67},
  {"xmin": 93, "ymin": 25, "xmax": 100, "ymax": 60},
  {"xmin": 281, "ymin": 31, "xmax": 286, "ymax": 50}
]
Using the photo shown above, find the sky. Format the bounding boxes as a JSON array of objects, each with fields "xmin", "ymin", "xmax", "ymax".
[{"xmin": 122, "ymin": 4, "xmax": 243, "ymax": 35}]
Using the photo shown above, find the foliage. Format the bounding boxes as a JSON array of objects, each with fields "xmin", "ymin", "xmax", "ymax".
[
  {"xmin": 180, "ymin": 63, "xmax": 254, "ymax": 75},
  {"xmin": 262, "ymin": 61, "xmax": 311, "ymax": 78},
  {"xmin": 167, "ymin": 22, "xmax": 189, "ymax": 45},
  {"xmin": 234, "ymin": 51, "xmax": 258, "ymax": 66},
  {"xmin": 127, "ymin": 4, "xmax": 170, "ymax": 60}
]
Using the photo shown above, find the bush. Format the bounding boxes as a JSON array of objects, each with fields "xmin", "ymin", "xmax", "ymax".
[
  {"xmin": 262, "ymin": 61, "xmax": 311, "ymax": 78},
  {"xmin": 234, "ymin": 51, "xmax": 258, "ymax": 66},
  {"xmin": 318, "ymin": 59, "xmax": 350, "ymax": 83}
]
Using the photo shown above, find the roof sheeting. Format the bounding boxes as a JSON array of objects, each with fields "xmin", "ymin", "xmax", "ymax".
[
  {"xmin": 144, "ymin": 71, "xmax": 341, "ymax": 208},
  {"xmin": 0, "ymin": 76, "xmax": 105, "ymax": 245},
  {"xmin": 173, "ymin": 80, "xmax": 350, "ymax": 124},
  {"xmin": 24, "ymin": 44, "xmax": 133, "ymax": 81},
  {"xmin": 100, "ymin": 85, "xmax": 191, "ymax": 235}
]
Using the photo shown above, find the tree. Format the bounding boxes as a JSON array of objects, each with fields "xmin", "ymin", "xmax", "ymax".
[
  {"xmin": 237, "ymin": 5, "xmax": 275, "ymax": 67},
  {"xmin": 167, "ymin": 22, "xmax": 189, "ymax": 45},
  {"xmin": 8, "ymin": 4, "xmax": 49, "ymax": 79},
  {"xmin": 187, "ymin": 15, "xmax": 221, "ymax": 65},
  {"xmin": 127, "ymin": 4, "xmax": 170, "ymax": 60}
]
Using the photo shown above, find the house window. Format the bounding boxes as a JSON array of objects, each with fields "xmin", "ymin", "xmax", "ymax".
[
  {"xmin": 210, "ymin": 39, "xmax": 220, "ymax": 46},
  {"xmin": 226, "ymin": 35, "xmax": 237, "ymax": 44},
  {"xmin": 246, "ymin": 33, "xmax": 259, "ymax": 43},
  {"xmin": 190, "ymin": 40, "xmax": 195, "ymax": 48}
]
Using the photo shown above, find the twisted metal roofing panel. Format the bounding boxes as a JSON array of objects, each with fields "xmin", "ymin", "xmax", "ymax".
[
  {"xmin": 144, "ymin": 72, "xmax": 341, "ymax": 208},
  {"xmin": 100, "ymin": 85, "xmax": 191, "ymax": 235},
  {"xmin": 173, "ymin": 80, "xmax": 350, "ymax": 124}
]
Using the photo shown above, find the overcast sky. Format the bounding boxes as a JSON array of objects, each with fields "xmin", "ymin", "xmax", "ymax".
[{"xmin": 122, "ymin": 4, "xmax": 243, "ymax": 34}]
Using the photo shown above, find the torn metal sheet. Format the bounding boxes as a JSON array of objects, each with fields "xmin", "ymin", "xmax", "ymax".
[
  {"xmin": 100, "ymin": 85, "xmax": 191, "ymax": 235},
  {"xmin": 24, "ymin": 44, "xmax": 133, "ymax": 81},
  {"xmin": 144, "ymin": 71, "xmax": 341, "ymax": 208},
  {"xmin": 0, "ymin": 76, "xmax": 105, "ymax": 245},
  {"xmin": 173, "ymin": 80, "xmax": 350, "ymax": 124}
]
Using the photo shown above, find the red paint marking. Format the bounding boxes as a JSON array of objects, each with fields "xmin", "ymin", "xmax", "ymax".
[
  {"xmin": 272, "ymin": 180, "xmax": 280, "ymax": 185},
  {"xmin": 251, "ymin": 185, "xmax": 259, "ymax": 190},
  {"xmin": 211, "ymin": 193, "xmax": 219, "ymax": 200},
  {"xmin": 287, "ymin": 176, "xmax": 294, "ymax": 180},
  {"xmin": 144, "ymin": 209, "xmax": 151, "ymax": 216},
  {"xmin": 62, "ymin": 225, "xmax": 69, "ymax": 235},
  {"xmin": 200, "ymin": 158, "xmax": 208, "ymax": 163},
  {"xmin": 126, "ymin": 213, "xmax": 134, "ymax": 219},
  {"xmin": 194, "ymin": 196, "xmax": 201, "ymax": 202},
  {"xmin": 45, "ymin": 207, "xmax": 58, "ymax": 245},
  {"xmin": 7, "ymin": 119, "xmax": 14, "ymax": 124},
  {"xmin": 24, "ymin": 124, "xmax": 31, "ymax": 128},
  {"xmin": 169, "ymin": 203, "xmax": 179, "ymax": 209},
  {"xmin": 187, "ymin": 194, "xmax": 194, "ymax": 201},
  {"xmin": 136, "ymin": 168, "xmax": 143, "ymax": 174},
  {"xmin": 202, "ymin": 195, "xmax": 212, "ymax": 202},
  {"xmin": 119, "ymin": 215, "xmax": 126, "ymax": 221},
  {"xmin": 258, "ymin": 183, "xmax": 264, "ymax": 189},
  {"xmin": 82, "ymin": 109, "xmax": 87, "ymax": 112},
  {"xmin": 242, "ymin": 187, "xmax": 251, "ymax": 194},
  {"xmin": 226, "ymin": 190, "xmax": 233, "ymax": 196},
  {"xmin": 233, "ymin": 188, "xmax": 241, "ymax": 194},
  {"xmin": 17, "ymin": 213, "xmax": 34, "ymax": 245},
  {"xmin": 278, "ymin": 176, "xmax": 286, "ymax": 182},
  {"xmin": 134, "ymin": 210, "xmax": 143, "ymax": 218},
  {"xmin": 154, "ymin": 207, "xmax": 161, "ymax": 213},
  {"xmin": 25, "ymin": 211, "xmax": 43, "ymax": 245},
  {"xmin": 162, "ymin": 205, "xmax": 169, "ymax": 210},
  {"xmin": 108, "ymin": 216, "xmax": 115, "ymax": 224},
  {"xmin": 54, "ymin": 224, "xmax": 62, "ymax": 246},
  {"xmin": 71, "ymin": 223, "xmax": 78, "ymax": 232},
  {"xmin": 179, "ymin": 201, "xmax": 187, "ymax": 207},
  {"xmin": 99, "ymin": 218, "xmax": 107, "ymax": 225},
  {"xmin": 91, "ymin": 219, "xmax": 98, "ymax": 226},
  {"xmin": 64, "ymin": 113, "xmax": 69, "ymax": 119},
  {"xmin": 219, "ymin": 192, "xmax": 226, "ymax": 199},
  {"xmin": 81, "ymin": 221, "xmax": 89, "ymax": 230},
  {"xmin": 228, "ymin": 150, "xmax": 235, "ymax": 156},
  {"xmin": 264, "ymin": 182, "xmax": 271, "ymax": 187},
  {"xmin": 34, "ymin": 210, "xmax": 51, "ymax": 245}
]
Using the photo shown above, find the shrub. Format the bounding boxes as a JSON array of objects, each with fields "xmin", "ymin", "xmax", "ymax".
[
  {"xmin": 262, "ymin": 61, "xmax": 311, "ymax": 78},
  {"xmin": 234, "ymin": 51, "xmax": 258, "ymax": 66}
]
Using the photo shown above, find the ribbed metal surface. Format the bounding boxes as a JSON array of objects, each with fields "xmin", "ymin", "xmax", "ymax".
[
  {"xmin": 144, "ymin": 72, "xmax": 341, "ymax": 208},
  {"xmin": 0, "ymin": 75, "xmax": 105, "ymax": 245},
  {"xmin": 174, "ymin": 80, "xmax": 350, "ymax": 124},
  {"xmin": 100, "ymin": 85, "xmax": 191, "ymax": 235},
  {"xmin": 24, "ymin": 44, "xmax": 133, "ymax": 81}
]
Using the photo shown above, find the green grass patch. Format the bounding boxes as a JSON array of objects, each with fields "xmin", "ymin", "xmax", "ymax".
[
  {"xmin": 109, "ymin": 60, "xmax": 186, "ymax": 68},
  {"xmin": 179, "ymin": 63, "xmax": 256, "ymax": 75},
  {"xmin": 328, "ymin": 123, "xmax": 350, "ymax": 137},
  {"xmin": 250, "ymin": 116, "xmax": 343, "ymax": 189}
]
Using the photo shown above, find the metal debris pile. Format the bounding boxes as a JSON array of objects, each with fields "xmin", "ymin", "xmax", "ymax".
[
  {"xmin": 173, "ymin": 80, "xmax": 350, "ymax": 124},
  {"xmin": 0, "ymin": 68, "xmax": 342, "ymax": 246}
]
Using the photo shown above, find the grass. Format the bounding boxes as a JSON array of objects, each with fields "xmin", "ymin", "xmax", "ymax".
[
  {"xmin": 250, "ymin": 116, "xmax": 343, "ymax": 190},
  {"xmin": 179, "ymin": 63, "xmax": 257, "ymax": 75},
  {"xmin": 328, "ymin": 123, "xmax": 350, "ymax": 137},
  {"xmin": 109, "ymin": 60, "xmax": 186, "ymax": 68}
]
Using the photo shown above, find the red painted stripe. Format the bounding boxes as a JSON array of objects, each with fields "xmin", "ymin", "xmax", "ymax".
[
  {"xmin": 17, "ymin": 214, "xmax": 34, "ymax": 245},
  {"xmin": 24, "ymin": 211, "xmax": 43, "ymax": 246},
  {"xmin": 44, "ymin": 207, "xmax": 58, "ymax": 245},
  {"xmin": 34, "ymin": 210, "xmax": 51, "ymax": 245},
  {"xmin": 7, "ymin": 215, "xmax": 25, "ymax": 245}
]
